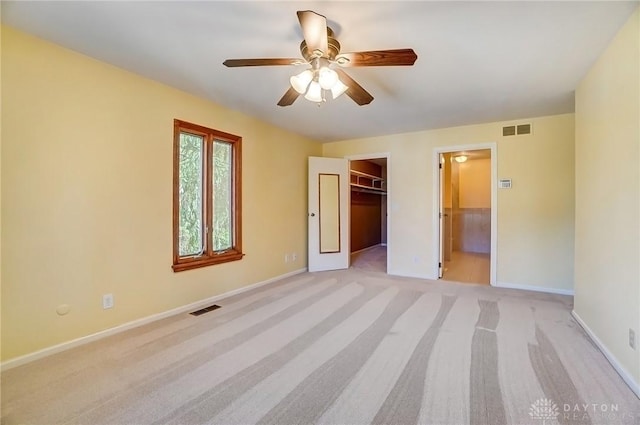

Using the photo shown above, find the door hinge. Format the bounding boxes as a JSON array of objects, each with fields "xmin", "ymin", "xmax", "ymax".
[
  {"xmin": 439, "ymin": 163, "xmax": 442, "ymax": 169},
  {"xmin": 439, "ymin": 262, "xmax": 442, "ymax": 268}
]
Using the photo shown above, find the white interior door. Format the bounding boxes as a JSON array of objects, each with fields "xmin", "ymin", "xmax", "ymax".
[
  {"xmin": 308, "ymin": 156, "xmax": 349, "ymax": 272},
  {"xmin": 438, "ymin": 155, "xmax": 445, "ymax": 278}
]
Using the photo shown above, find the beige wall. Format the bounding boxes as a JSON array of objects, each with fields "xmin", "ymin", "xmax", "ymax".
[
  {"xmin": 323, "ymin": 114, "xmax": 575, "ymax": 290},
  {"xmin": 459, "ymin": 158, "xmax": 491, "ymax": 208},
  {"xmin": 574, "ymin": 8, "xmax": 640, "ymax": 386},
  {"xmin": 0, "ymin": 27, "xmax": 322, "ymax": 361}
]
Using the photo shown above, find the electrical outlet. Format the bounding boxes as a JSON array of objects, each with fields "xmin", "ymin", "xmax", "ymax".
[
  {"xmin": 102, "ymin": 294, "xmax": 114, "ymax": 310},
  {"xmin": 292, "ymin": 253, "xmax": 297, "ymax": 262},
  {"xmin": 629, "ymin": 329, "xmax": 636, "ymax": 350},
  {"xmin": 284, "ymin": 254, "xmax": 289, "ymax": 263}
]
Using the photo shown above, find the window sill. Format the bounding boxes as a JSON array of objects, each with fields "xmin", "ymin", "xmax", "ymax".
[{"xmin": 172, "ymin": 251, "xmax": 244, "ymax": 272}]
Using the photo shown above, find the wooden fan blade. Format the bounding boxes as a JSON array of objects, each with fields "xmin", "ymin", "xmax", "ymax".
[
  {"xmin": 297, "ymin": 10, "xmax": 328, "ymax": 56},
  {"xmin": 335, "ymin": 69, "xmax": 374, "ymax": 106},
  {"xmin": 277, "ymin": 87, "xmax": 300, "ymax": 107},
  {"xmin": 223, "ymin": 58, "xmax": 303, "ymax": 67},
  {"xmin": 335, "ymin": 49, "xmax": 418, "ymax": 67}
]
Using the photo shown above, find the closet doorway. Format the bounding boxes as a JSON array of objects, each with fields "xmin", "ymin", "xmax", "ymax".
[
  {"xmin": 349, "ymin": 157, "xmax": 388, "ymax": 273},
  {"xmin": 437, "ymin": 147, "xmax": 496, "ymax": 285}
]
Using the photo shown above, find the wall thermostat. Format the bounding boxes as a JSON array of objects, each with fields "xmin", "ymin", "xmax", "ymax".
[{"xmin": 498, "ymin": 179, "xmax": 512, "ymax": 189}]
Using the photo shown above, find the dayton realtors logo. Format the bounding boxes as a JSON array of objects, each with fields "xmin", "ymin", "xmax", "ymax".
[
  {"xmin": 529, "ymin": 398, "xmax": 560, "ymax": 424},
  {"xmin": 563, "ymin": 403, "xmax": 629, "ymax": 422},
  {"xmin": 530, "ymin": 399, "xmax": 633, "ymax": 423}
]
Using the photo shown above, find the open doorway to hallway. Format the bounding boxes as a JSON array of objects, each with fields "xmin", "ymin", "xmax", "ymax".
[{"xmin": 440, "ymin": 149, "xmax": 492, "ymax": 285}]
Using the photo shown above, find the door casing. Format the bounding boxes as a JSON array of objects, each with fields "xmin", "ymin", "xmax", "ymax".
[
  {"xmin": 432, "ymin": 143, "xmax": 497, "ymax": 285},
  {"xmin": 346, "ymin": 152, "xmax": 391, "ymax": 274}
]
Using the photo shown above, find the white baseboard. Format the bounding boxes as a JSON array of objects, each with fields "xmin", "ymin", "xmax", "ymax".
[
  {"xmin": 388, "ymin": 269, "xmax": 433, "ymax": 280},
  {"xmin": 1, "ymin": 268, "xmax": 307, "ymax": 371},
  {"xmin": 495, "ymin": 281, "xmax": 574, "ymax": 296},
  {"xmin": 571, "ymin": 310, "xmax": 640, "ymax": 399},
  {"xmin": 350, "ymin": 244, "xmax": 383, "ymax": 256}
]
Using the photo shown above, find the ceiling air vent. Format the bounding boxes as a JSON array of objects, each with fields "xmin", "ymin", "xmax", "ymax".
[
  {"xmin": 503, "ymin": 125, "xmax": 516, "ymax": 136},
  {"xmin": 517, "ymin": 124, "xmax": 532, "ymax": 135}
]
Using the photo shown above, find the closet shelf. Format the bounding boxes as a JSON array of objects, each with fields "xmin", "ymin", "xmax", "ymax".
[
  {"xmin": 350, "ymin": 170, "xmax": 384, "ymax": 181},
  {"xmin": 350, "ymin": 167, "xmax": 387, "ymax": 195},
  {"xmin": 351, "ymin": 185, "xmax": 387, "ymax": 195},
  {"xmin": 351, "ymin": 183, "xmax": 386, "ymax": 192}
]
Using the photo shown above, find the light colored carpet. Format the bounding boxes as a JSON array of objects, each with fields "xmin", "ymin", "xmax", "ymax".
[
  {"xmin": 2, "ymin": 269, "xmax": 639, "ymax": 424},
  {"xmin": 351, "ymin": 245, "xmax": 387, "ymax": 273}
]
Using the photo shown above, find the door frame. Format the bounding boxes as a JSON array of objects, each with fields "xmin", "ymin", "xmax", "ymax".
[
  {"xmin": 432, "ymin": 143, "xmax": 497, "ymax": 285},
  {"xmin": 345, "ymin": 152, "xmax": 391, "ymax": 273},
  {"xmin": 438, "ymin": 153, "xmax": 445, "ymax": 278}
]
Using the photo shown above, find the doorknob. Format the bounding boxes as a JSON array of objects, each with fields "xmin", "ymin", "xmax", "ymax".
[{"xmin": 309, "ymin": 213, "xmax": 316, "ymax": 217}]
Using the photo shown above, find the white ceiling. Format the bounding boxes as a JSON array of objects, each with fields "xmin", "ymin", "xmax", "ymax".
[{"xmin": 2, "ymin": 1, "xmax": 637, "ymax": 142}]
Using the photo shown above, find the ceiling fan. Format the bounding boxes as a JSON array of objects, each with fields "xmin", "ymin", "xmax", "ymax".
[{"xmin": 223, "ymin": 10, "xmax": 418, "ymax": 107}]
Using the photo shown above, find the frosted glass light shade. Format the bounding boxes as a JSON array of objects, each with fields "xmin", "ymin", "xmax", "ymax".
[
  {"xmin": 330, "ymin": 80, "xmax": 348, "ymax": 99},
  {"xmin": 304, "ymin": 81, "xmax": 323, "ymax": 102},
  {"xmin": 454, "ymin": 155, "xmax": 468, "ymax": 163},
  {"xmin": 290, "ymin": 70, "xmax": 313, "ymax": 94},
  {"xmin": 318, "ymin": 67, "xmax": 339, "ymax": 90}
]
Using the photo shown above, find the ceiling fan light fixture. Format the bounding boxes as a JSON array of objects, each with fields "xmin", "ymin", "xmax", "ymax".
[
  {"xmin": 304, "ymin": 81, "xmax": 323, "ymax": 103},
  {"xmin": 290, "ymin": 69, "xmax": 313, "ymax": 94},
  {"xmin": 223, "ymin": 10, "xmax": 417, "ymax": 107},
  {"xmin": 330, "ymin": 79, "xmax": 349, "ymax": 99},
  {"xmin": 318, "ymin": 67, "xmax": 339, "ymax": 90}
]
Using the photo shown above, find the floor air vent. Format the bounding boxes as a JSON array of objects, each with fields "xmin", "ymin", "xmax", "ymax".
[{"xmin": 190, "ymin": 304, "xmax": 221, "ymax": 316}]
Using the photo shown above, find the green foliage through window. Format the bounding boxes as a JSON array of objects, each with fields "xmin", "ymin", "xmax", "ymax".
[
  {"xmin": 212, "ymin": 141, "xmax": 232, "ymax": 251},
  {"xmin": 178, "ymin": 133, "xmax": 204, "ymax": 256},
  {"xmin": 173, "ymin": 120, "xmax": 243, "ymax": 272}
]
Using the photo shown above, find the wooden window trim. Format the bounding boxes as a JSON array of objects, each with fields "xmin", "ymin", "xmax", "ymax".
[{"xmin": 172, "ymin": 119, "xmax": 243, "ymax": 272}]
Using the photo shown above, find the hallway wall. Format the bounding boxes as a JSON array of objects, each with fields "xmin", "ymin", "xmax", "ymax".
[{"xmin": 453, "ymin": 158, "xmax": 491, "ymax": 254}]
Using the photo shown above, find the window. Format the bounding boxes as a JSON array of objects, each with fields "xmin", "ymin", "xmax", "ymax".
[{"xmin": 172, "ymin": 120, "xmax": 243, "ymax": 271}]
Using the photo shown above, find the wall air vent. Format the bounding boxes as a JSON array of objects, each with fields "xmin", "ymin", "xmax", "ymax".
[
  {"xmin": 503, "ymin": 125, "xmax": 516, "ymax": 136},
  {"xmin": 190, "ymin": 304, "xmax": 221, "ymax": 316},
  {"xmin": 517, "ymin": 124, "xmax": 532, "ymax": 135},
  {"xmin": 503, "ymin": 123, "xmax": 532, "ymax": 137}
]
